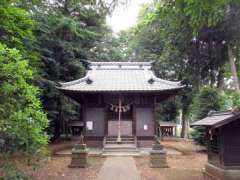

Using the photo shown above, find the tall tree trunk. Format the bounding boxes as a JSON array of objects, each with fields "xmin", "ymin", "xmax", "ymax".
[
  {"xmin": 54, "ymin": 94, "xmax": 62, "ymax": 141},
  {"xmin": 195, "ymin": 40, "xmax": 201, "ymax": 90},
  {"xmin": 63, "ymin": 0, "xmax": 70, "ymax": 15},
  {"xmin": 208, "ymin": 39, "xmax": 215, "ymax": 86},
  {"xmin": 228, "ymin": 44, "xmax": 240, "ymax": 93},
  {"xmin": 180, "ymin": 108, "xmax": 188, "ymax": 138},
  {"xmin": 217, "ymin": 67, "xmax": 225, "ymax": 91}
]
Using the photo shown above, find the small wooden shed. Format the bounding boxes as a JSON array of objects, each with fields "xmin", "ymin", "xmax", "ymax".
[
  {"xmin": 159, "ymin": 121, "xmax": 177, "ymax": 137},
  {"xmin": 191, "ymin": 110, "xmax": 240, "ymax": 180}
]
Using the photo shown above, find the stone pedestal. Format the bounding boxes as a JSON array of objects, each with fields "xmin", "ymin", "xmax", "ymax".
[
  {"xmin": 68, "ymin": 143, "xmax": 88, "ymax": 168},
  {"xmin": 150, "ymin": 141, "xmax": 168, "ymax": 168}
]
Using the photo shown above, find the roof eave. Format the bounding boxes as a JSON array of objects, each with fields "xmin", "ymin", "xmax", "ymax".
[
  {"xmin": 57, "ymin": 87, "xmax": 183, "ymax": 93},
  {"xmin": 190, "ymin": 123, "xmax": 211, "ymax": 128},
  {"xmin": 190, "ymin": 113, "xmax": 240, "ymax": 128}
]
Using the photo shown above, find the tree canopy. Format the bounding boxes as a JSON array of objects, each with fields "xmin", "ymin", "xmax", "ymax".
[
  {"xmin": 0, "ymin": 43, "xmax": 49, "ymax": 177},
  {"xmin": 109, "ymin": 0, "xmax": 240, "ymax": 138}
]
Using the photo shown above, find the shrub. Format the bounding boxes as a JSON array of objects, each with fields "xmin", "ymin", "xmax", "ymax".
[
  {"xmin": 190, "ymin": 87, "xmax": 222, "ymax": 145},
  {"xmin": 0, "ymin": 43, "xmax": 49, "ymax": 178}
]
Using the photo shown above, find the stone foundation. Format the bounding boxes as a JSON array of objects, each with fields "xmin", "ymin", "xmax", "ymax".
[
  {"xmin": 138, "ymin": 140, "xmax": 154, "ymax": 147},
  {"xmin": 150, "ymin": 149, "xmax": 168, "ymax": 168},
  {"xmin": 150, "ymin": 140, "xmax": 168, "ymax": 168},
  {"xmin": 204, "ymin": 163, "xmax": 240, "ymax": 180},
  {"xmin": 85, "ymin": 139, "xmax": 154, "ymax": 148},
  {"xmin": 68, "ymin": 143, "xmax": 88, "ymax": 168},
  {"xmin": 86, "ymin": 140, "xmax": 103, "ymax": 148}
]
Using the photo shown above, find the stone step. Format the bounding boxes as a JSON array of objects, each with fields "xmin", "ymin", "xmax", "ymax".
[
  {"xmin": 103, "ymin": 144, "xmax": 138, "ymax": 153},
  {"xmin": 106, "ymin": 136, "xmax": 135, "ymax": 139},
  {"xmin": 106, "ymin": 141, "xmax": 135, "ymax": 144},
  {"xmin": 103, "ymin": 149, "xmax": 138, "ymax": 152},
  {"xmin": 103, "ymin": 149, "xmax": 139, "ymax": 153},
  {"xmin": 103, "ymin": 148, "xmax": 139, "ymax": 153},
  {"xmin": 104, "ymin": 144, "xmax": 136, "ymax": 148},
  {"xmin": 104, "ymin": 136, "xmax": 137, "ymax": 156},
  {"xmin": 106, "ymin": 139, "xmax": 135, "ymax": 142},
  {"xmin": 101, "ymin": 151, "xmax": 140, "ymax": 157}
]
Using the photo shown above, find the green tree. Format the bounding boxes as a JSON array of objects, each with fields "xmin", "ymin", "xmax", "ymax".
[
  {"xmin": 0, "ymin": 0, "xmax": 40, "ymax": 68},
  {"xmin": 0, "ymin": 43, "xmax": 49, "ymax": 177},
  {"xmin": 120, "ymin": 0, "xmax": 240, "ymax": 138},
  {"xmin": 190, "ymin": 87, "xmax": 223, "ymax": 144},
  {"xmin": 191, "ymin": 87, "xmax": 223, "ymax": 120},
  {"xmin": 35, "ymin": 0, "xmax": 111, "ymax": 139},
  {"xmin": 173, "ymin": 0, "xmax": 240, "ymax": 92},
  {"xmin": 91, "ymin": 31, "xmax": 133, "ymax": 61}
]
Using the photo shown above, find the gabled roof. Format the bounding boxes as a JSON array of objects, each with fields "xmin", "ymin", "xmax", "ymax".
[
  {"xmin": 159, "ymin": 121, "xmax": 177, "ymax": 127},
  {"xmin": 191, "ymin": 110, "xmax": 240, "ymax": 128},
  {"xmin": 58, "ymin": 62, "xmax": 184, "ymax": 93}
]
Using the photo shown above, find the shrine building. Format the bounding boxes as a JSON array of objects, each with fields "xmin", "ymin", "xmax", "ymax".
[
  {"xmin": 191, "ymin": 110, "xmax": 240, "ymax": 180},
  {"xmin": 58, "ymin": 62, "xmax": 183, "ymax": 148}
]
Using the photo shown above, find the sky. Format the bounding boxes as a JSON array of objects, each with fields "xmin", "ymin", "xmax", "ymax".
[{"xmin": 107, "ymin": 0, "xmax": 150, "ymax": 33}]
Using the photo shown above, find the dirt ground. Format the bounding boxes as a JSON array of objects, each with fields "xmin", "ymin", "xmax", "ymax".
[
  {"xmin": 24, "ymin": 156, "xmax": 105, "ymax": 180},
  {"xmin": 1, "ymin": 140, "xmax": 207, "ymax": 180},
  {"xmin": 135, "ymin": 141, "xmax": 207, "ymax": 180}
]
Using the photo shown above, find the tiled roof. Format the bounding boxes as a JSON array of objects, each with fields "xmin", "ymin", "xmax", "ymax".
[
  {"xmin": 191, "ymin": 110, "xmax": 240, "ymax": 128},
  {"xmin": 58, "ymin": 62, "xmax": 184, "ymax": 92}
]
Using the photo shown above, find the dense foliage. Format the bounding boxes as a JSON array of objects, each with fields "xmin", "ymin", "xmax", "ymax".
[
  {"xmin": 108, "ymin": 0, "xmax": 240, "ymax": 139},
  {"xmin": 191, "ymin": 87, "xmax": 223, "ymax": 120},
  {"xmin": 190, "ymin": 87, "xmax": 223, "ymax": 144},
  {"xmin": 0, "ymin": 0, "xmax": 40, "ymax": 69},
  {"xmin": 0, "ymin": 1, "xmax": 49, "ymax": 178},
  {"xmin": 90, "ymin": 31, "xmax": 132, "ymax": 62},
  {"xmin": 0, "ymin": 43, "xmax": 49, "ymax": 177},
  {"xmin": 0, "ymin": 0, "xmax": 118, "ymax": 178},
  {"xmin": 34, "ymin": 0, "xmax": 123, "ymax": 140}
]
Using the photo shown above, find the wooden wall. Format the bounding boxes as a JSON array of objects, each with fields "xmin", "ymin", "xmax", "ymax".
[
  {"xmin": 207, "ymin": 119, "xmax": 240, "ymax": 169},
  {"xmin": 207, "ymin": 128, "xmax": 221, "ymax": 167},
  {"xmin": 222, "ymin": 120, "xmax": 240, "ymax": 169},
  {"xmin": 82, "ymin": 93, "xmax": 157, "ymax": 138},
  {"xmin": 85, "ymin": 107, "xmax": 105, "ymax": 137},
  {"xmin": 135, "ymin": 107, "xmax": 154, "ymax": 137},
  {"xmin": 108, "ymin": 121, "xmax": 132, "ymax": 136}
]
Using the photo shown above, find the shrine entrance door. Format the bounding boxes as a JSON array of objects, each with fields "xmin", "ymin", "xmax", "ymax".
[{"xmin": 106, "ymin": 97, "xmax": 133, "ymax": 137}]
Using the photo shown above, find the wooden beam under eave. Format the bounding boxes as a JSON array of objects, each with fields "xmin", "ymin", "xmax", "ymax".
[{"xmin": 59, "ymin": 90, "xmax": 86, "ymax": 104}]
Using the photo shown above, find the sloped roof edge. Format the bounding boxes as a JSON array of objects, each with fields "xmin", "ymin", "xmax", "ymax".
[
  {"xmin": 89, "ymin": 61, "xmax": 153, "ymax": 66},
  {"xmin": 191, "ymin": 110, "xmax": 240, "ymax": 128},
  {"xmin": 57, "ymin": 61, "xmax": 184, "ymax": 92}
]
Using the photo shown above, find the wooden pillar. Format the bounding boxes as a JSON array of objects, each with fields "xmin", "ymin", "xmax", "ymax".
[
  {"xmin": 117, "ymin": 97, "xmax": 122, "ymax": 143},
  {"xmin": 132, "ymin": 102, "xmax": 136, "ymax": 136},
  {"xmin": 104, "ymin": 102, "xmax": 108, "ymax": 137},
  {"xmin": 153, "ymin": 95, "xmax": 158, "ymax": 136},
  {"xmin": 82, "ymin": 95, "xmax": 87, "ymax": 136}
]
